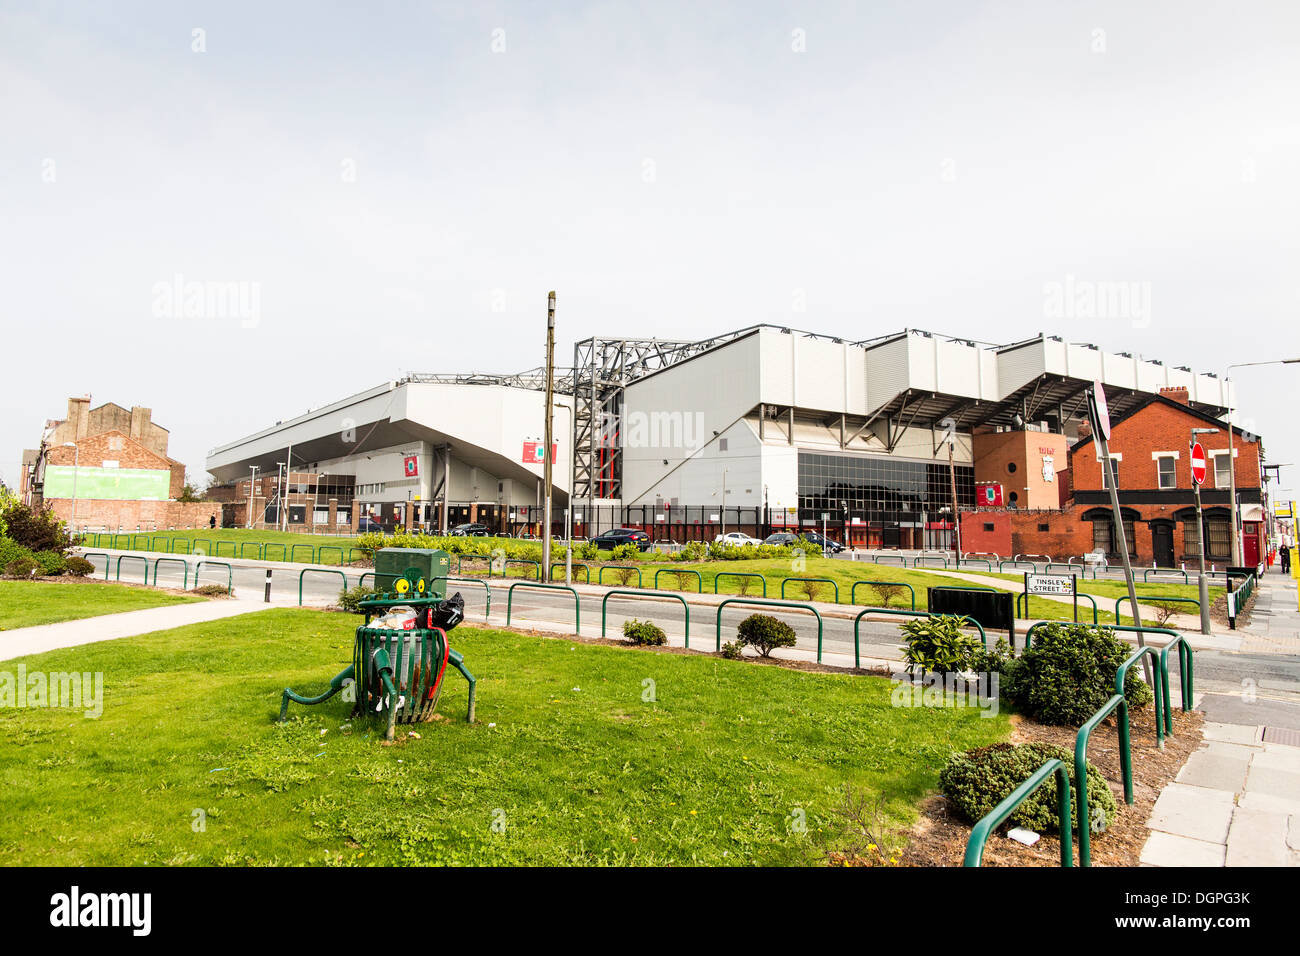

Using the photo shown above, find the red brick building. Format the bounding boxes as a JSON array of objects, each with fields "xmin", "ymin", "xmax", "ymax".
[
  {"xmin": 960, "ymin": 387, "xmax": 1267, "ymax": 566},
  {"xmin": 21, "ymin": 396, "xmax": 214, "ymax": 532}
]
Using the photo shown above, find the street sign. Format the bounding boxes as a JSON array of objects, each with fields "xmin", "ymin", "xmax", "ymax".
[
  {"xmin": 1025, "ymin": 573, "xmax": 1075, "ymax": 596},
  {"xmin": 1190, "ymin": 442, "xmax": 1207, "ymax": 485},
  {"xmin": 1089, "ymin": 380, "xmax": 1112, "ymax": 440}
]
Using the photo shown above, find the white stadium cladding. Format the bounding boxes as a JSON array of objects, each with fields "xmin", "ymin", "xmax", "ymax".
[{"xmin": 205, "ymin": 326, "xmax": 1232, "ymax": 537}]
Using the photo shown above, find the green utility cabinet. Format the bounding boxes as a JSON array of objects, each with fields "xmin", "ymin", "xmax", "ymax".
[{"xmin": 373, "ymin": 548, "xmax": 450, "ymax": 596}]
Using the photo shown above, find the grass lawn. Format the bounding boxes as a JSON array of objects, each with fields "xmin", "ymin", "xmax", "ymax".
[
  {"xmin": 0, "ymin": 608, "xmax": 1009, "ymax": 865},
  {"xmin": 0, "ymin": 580, "xmax": 204, "ymax": 631},
  {"xmin": 954, "ymin": 570, "xmax": 1220, "ymax": 624},
  {"xmin": 80, "ymin": 528, "xmax": 363, "ymax": 565}
]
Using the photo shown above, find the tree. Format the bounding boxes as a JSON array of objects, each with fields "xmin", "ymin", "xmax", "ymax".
[{"xmin": 177, "ymin": 472, "xmax": 208, "ymax": 502}]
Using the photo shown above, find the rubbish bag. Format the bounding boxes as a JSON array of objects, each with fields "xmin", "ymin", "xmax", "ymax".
[{"xmin": 428, "ymin": 592, "xmax": 465, "ymax": 632}]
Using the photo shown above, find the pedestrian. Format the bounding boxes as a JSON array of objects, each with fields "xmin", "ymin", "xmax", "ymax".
[
  {"xmin": 1282, "ymin": 543, "xmax": 1292, "ymax": 574},
  {"xmin": 209, "ymin": 513, "xmax": 216, "ymax": 530}
]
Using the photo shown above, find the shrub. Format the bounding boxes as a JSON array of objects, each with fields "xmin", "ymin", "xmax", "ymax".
[
  {"xmin": 5, "ymin": 556, "xmax": 40, "ymax": 578},
  {"xmin": 870, "ymin": 581, "xmax": 908, "ymax": 608},
  {"xmin": 65, "ymin": 556, "xmax": 95, "ymax": 577},
  {"xmin": 720, "ymin": 640, "xmax": 745, "ymax": 660},
  {"xmin": 610, "ymin": 543, "xmax": 641, "ymax": 562},
  {"xmin": 574, "ymin": 541, "xmax": 600, "ymax": 561},
  {"xmin": 677, "ymin": 541, "xmax": 708, "ymax": 561},
  {"xmin": 192, "ymin": 584, "xmax": 231, "ymax": 597},
  {"xmin": 939, "ymin": 742, "xmax": 1117, "ymax": 835},
  {"xmin": 900, "ymin": 616, "xmax": 985, "ymax": 675},
  {"xmin": 797, "ymin": 578, "xmax": 824, "ymax": 602},
  {"xmin": 355, "ymin": 532, "xmax": 387, "ymax": 558},
  {"xmin": 1006, "ymin": 622, "xmax": 1153, "ymax": 726},
  {"xmin": 32, "ymin": 550, "xmax": 67, "ymax": 576},
  {"xmin": 337, "ymin": 584, "xmax": 382, "ymax": 613},
  {"xmin": 0, "ymin": 537, "xmax": 34, "ymax": 571},
  {"xmin": 622, "ymin": 618, "xmax": 667, "ymax": 646},
  {"xmin": 614, "ymin": 565, "xmax": 639, "ymax": 587},
  {"xmin": 0, "ymin": 502, "xmax": 74, "ymax": 555},
  {"xmin": 736, "ymin": 613, "xmax": 797, "ymax": 658}
]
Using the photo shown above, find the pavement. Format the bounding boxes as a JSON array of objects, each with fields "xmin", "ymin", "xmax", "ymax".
[{"xmin": 1140, "ymin": 565, "xmax": 1300, "ymax": 867}]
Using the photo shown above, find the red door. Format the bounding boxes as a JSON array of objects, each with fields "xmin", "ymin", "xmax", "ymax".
[{"xmin": 1243, "ymin": 523, "xmax": 1260, "ymax": 566}]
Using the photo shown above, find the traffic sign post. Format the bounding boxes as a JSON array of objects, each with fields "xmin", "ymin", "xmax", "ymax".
[
  {"xmin": 1090, "ymin": 382, "xmax": 1153, "ymax": 693},
  {"xmin": 1189, "ymin": 432, "xmax": 1217, "ymax": 634},
  {"xmin": 1024, "ymin": 571, "xmax": 1079, "ymax": 622}
]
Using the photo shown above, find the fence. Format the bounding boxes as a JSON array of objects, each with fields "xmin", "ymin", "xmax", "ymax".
[
  {"xmin": 600, "ymin": 590, "xmax": 690, "ymax": 645},
  {"xmin": 715, "ymin": 598, "xmax": 824, "ymax": 661},
  {"xmin": 963, "ymin": 759, "xmax": 1074, "ymax": 867}
]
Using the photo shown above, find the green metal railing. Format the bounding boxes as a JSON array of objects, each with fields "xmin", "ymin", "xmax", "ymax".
[
  {"xmin": 779, "ymin": 577, "xmax": 839, "ymax": 603},
  {"xmin": 852, "ymin": 608, "xmax": 987, "ymax": 669},
  {"xmin": 1115, "ymin": 595, "xmax": 1200, "ymax": 626},
  {"xmin": 317, "ymin": 545, "xmax": 345, "ymax": 565},
  {"xmin": 1044, "ymin": 563, "xmax": 1083, "ymax": 576},
  {"xmin": 849, "ymin": 580, "xmax": 916, "ymax": 610},
  {"xmin": 1143, "ymin": 568, "xmax": 1189, "ymax": 584},
  {"xmin": 116, "ymin": 554, "xmax": 149, "ymax": 584},
  {"xmin": 597, "ymin": 564, "xmax": 643, "ymax": 588},
  {"xmin": 150, "ymin": 535, "xmax": 172, "ymax": 553},
  {"xmin": 493, "ymin": 559, "xmax": 540, "ymax": 581},
  {"xmin": 958, "ymin": 558, "xmax": 993, "ymax": 571},
  {"xmin": 1159, "ymin": 636, "xmax": 1195, "ymax": 737},
  {"xmin": 290, "ymin": 543, "xmax": 315, "ymax": 564},
  {"xmin": 193, "ymin": 560, "xmax": 233, "ymax": 593},
  {"xmin": 239, "ymin": 541, "xmax": 263, "ymax": 559},
  {"xmin": 263, "ymin": 542, "xmax": 288, "ymax": 561},
  {"xmin": 873, "ymin": 554, "xmax": 908, "ymax": 567},
  {"xmin": 654, "ymin": 567, "xmax": 703, "ymax": 592},
  {"xmin": 506, "ymin": 582, "xmax": 580, "ymax": 633},
  {"xmin": 429, "ymin": 576, "xmax": 492, "ymax": 618},
  {"xmin": 601, "ymin": 590, "xmax": 690, "ymax": 645},
  {"xmin": 713, "ymin": 572, "xmax": 767, "ymax": 597},
  {"xmin": 79, "ymin": 552, "xmax": 110, "ymax": 580},
  {"xmin": 152, "ymin": 557, "xmax": 190, "ymax": 589},
  {"xmin": 913, "ymin": 554, "xmax": 949, "ymax": 569},
  {"xmin": 550, "ymin": 562, "xmax": 590, "ymax": 583},
  {"xmin": 1075, "ymin": 693, "xmax": 1133, "ymax": 867},
  {"xmin": 1115, "ymin": 645, "xmax": 1166, "ymax": 745},
  {"xmin": 299, "ymin": 568, "xmax": 348, "ymax": 605},
  {"xmin": 999, "ymin": 560, "xmax": 1036, "ymax": 573},
  {"xmin": 963, "ymin": 758, "xmax": 1074, "ymax": 867},
  {"xmin": 213, "ymin": 541, "xmax": 236, "ymax": 558},
  {"xmin": 715, "ymin": 598, "xmax": 823, "ymax": 661},
  {"xmin": 1015, "ymin": 590, "xmax": 1099, "ymax": 625}
]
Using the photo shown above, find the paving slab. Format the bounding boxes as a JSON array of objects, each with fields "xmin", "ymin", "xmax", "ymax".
[
  {"xmin": 1148, "ymin": 783, "xmax": 1235, "ymax": 844},
  {"xmin": 1244, "ymin": 765, "xmax": 1300, "ymax": 801},
  {"xmin": 1203, "ymin": 721, "xmax": 1263, "ymax": 746},
  {"xmin": 1225, "ymin": 807, "xmax": 1294, "ymax": 866},
  {"xmin": 1175, "ymin": 751, "xmax": 1250, "ymax": 791},
  {"xmin": 1139, "ymin": 830, "xmax": 1227, "ymax": 867},
  {"xmin": 1252, "ymin": 746, "xmax": 1300, "ymax": 774},
  {"xmin": 1289, "ymin": 818, "xmax": 1300, "ymax": 853},
  {"xmin": 1239, "ymin": 792, "xmax": 1300, "ymax": 817}
]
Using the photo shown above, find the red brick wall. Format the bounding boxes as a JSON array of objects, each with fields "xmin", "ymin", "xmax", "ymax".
[
  {"xmin": 959, "ymin": 512, "xmax": 1011, "ymax": 556},
  {"xmin": 47, "ymin": 498, "xmax": 216, "ymax": 531},
  {"xmin": 44, "ymin": 430, "xmax": 171, "ymax": 472}
]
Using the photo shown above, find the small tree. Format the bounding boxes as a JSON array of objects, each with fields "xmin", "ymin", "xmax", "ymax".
[
  {"xmin": 736, "ymin": 575, "xmax": 755, "ymax": 596},
  {"xmin": 1147, "ymin": 600, "xmax": 1181, "ymax": 627},
  {"xmin": 736, "ymin": 613, "xmax": 797, "ymax": 658},
  {"xmin": 616, "ymin": 565, "xmax": 639, "ymax": 587},
  {"xmin": 798, "ymin": 579, "xmax": 824, "ymax": 602},
  {"xmin": 871, "ymin": 582, "xmax": 906, "ymax": 608}
]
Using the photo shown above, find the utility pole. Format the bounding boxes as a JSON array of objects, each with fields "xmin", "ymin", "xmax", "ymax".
[
  {"xmin": 720, "ymin": 467, "xmax": 729, "ymax": 539},
  {"xmin": 1190, "ymin": 428, "xmax": 1218, "ymax": 635},
  {"xmin": 542, "ymin": 292, "xmax": 556, "ymax": 578},
  {"xmin": 1091, "ymin": 383, "xmax": 1152, "ymax": 691},
  {"xmin": 948, "ymin": 437, "xmax": 961, "ymax": 561},
  {"xmin": 281, "ymin": 442, "xmax": 294, "ymax": 533}
]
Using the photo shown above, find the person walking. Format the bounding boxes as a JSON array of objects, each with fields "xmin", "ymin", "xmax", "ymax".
[
  {"xmin": 209, "ymin": 513, "xmax": 217, "ymax": 530},
  {"xmin": 1281, "ymin": 541, "xmax": 1292, "ymax": 575}
]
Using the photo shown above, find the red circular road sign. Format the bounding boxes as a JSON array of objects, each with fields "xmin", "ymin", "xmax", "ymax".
[{"xmin": 1191, "ymin": 442, "xmax": 1207, "ymax": 485}]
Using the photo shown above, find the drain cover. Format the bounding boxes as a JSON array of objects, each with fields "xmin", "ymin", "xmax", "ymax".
[{"xmin": 1262, "ymin": 726, "xmax": 1300, "ymax": 746}]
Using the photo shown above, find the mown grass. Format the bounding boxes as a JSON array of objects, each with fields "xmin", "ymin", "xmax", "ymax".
[
  {"xmin": 0, "ymin": 580, "xmax": 203, "ymax": 632},
  {"xmin": 0, "ymin": 608, "xmax": 1009, "ymax": 866}
]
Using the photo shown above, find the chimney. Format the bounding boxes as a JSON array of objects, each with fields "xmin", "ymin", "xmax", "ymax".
[
  {"xmin": 1160, "ymin": 386, "xmax": 1190, "ymax": 405},
  {"xmin": 66, "ymin": 395, "xmax": 90, "ymax": 440},
  {"xmin": 130, "ymin": 406, "xmax": 151, "ymax": 441},
  {"xmin": 1076, "ymin": 419, "xmax": 1092, "ymax": 440}
]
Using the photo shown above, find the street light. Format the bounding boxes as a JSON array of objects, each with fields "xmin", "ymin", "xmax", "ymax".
[{"xmin": 1226, "ymin": 358, "xmax": 1300, "ymax": 566}]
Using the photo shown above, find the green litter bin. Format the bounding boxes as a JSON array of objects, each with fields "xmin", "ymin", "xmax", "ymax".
[{"xmin": 373, "ymin": 548, "xmax": 449, "ymax": 596}]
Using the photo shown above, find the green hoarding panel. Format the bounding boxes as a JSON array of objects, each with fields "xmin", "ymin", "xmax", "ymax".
[{"xmin": 43, "ymin": 466, "xmax": 170, "ymax": 501}]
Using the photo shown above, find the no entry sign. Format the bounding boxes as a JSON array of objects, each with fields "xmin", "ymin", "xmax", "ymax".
[{"xmin": 1190, "ymin": 441, "xmax": 1207, "ymax": 485}]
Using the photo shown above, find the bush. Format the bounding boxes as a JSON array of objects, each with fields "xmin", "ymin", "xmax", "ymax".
[
  {"xmin": 1006, "ymin": 622, "xmax": 1153, "ymax": 726},
  {"xmin": 736, "ymin": 613, "xmax": 797, "ymax": 658},
  {"xmin": 610, "ymin": 543, "xmax": 641, "ymax": 562},
  {"xmin": 720, "ymin": 641, "xmax": 745, "ymax": 660},
  {"xmin": 65, "ymin": 556, "xmax": 95, "ymax": 577},
  {"xmin": 337, "ymin": 584, "xmax": 382, "ymax": 613},
  {"xmin": 870, "ymin": 581, "xmax": 908, "ymax": 608},
  {"xmin": 677, "ymin": 541, "xmax": 708, "ymax": 561},
  {"xmin": 32, "ymin": 550, "xmax": 67, "ymax": 576},
  {"xmin": 939, "ymin": 742, "xmax": 1117, "ymax": 835},
  {"xmin": 0, "ymin": 537, "xmax": 34, "ymax": 571},
  {"xmin": 192, "ymin": 584, "xmax": 231, "ymax": 597},
  {"xmin": 622, "ymin": 618, "xmax": 667, "ymax": 646},
  {"xmin": 0, "ymin": 502, "xmax": 74, "ymax": 555},
  {"xmin": 5, "ymin": 556, "xmax": 40, "ymax": 578},
  {"xmin": 900, "ymin": 616, "xmax": 986, "ymax": 675}
]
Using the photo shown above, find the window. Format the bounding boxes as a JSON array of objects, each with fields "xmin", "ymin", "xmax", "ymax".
[
  {"xmin": 1106, "ymin": 459, "xmax": 1120, "ymax": 489},
  {"xmin": 1091, "ymin": 515, "xmax": 1136, "ymax": 555},
  {"xmin": 1206, "ymin": 517, "xmax": 1231, "ymax": 559},
  {"xmin": 1183, "ymin": 516, "xmax": 1200, "ymax": 553},
  {"xmin": 108, "ymin": 435, "xmax": 124, "ymax": 451},
  {"xmin": 1007, "ymin": 462, "xmax": 1017, "ymax": 474},
  {"xmin": 1038, "ymin": 522, "xmax": 1050, "ymax": 532},
  {"xmin": 983, "ymin": 523, "xmax": 995, "ymax": 532},
  {"xmin": 1214, "ymin": 454, "xmax": 1232, "ymax": 489},
  {"xmin": 1157, "ymin": 456, "xmax": 1176, "ymax": 489}
]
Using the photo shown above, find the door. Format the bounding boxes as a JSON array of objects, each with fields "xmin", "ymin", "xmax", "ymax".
[
  {"xmin": 1152, "ymin": 523, "xmax": 1175, "ymax": 568},
  {"xmin": 1243, "ymin": 523, "xmax": 1260, "ymax": 566}
]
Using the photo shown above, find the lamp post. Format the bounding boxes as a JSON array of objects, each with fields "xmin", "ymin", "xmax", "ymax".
[
  {"xmin": 1190, "ymin": 427, "xmax": 1218, "ymax": 635},
  {"xmin": 1225, "ymin": 358, "xmax": 1299, "ymax": 566},
  {"xmin": 541, "ymin": 291, "xmax": 556, "ymax": 578},
  {"xmin": 247, "ymin": 465, "xmax": 259, "ymax": 529}
]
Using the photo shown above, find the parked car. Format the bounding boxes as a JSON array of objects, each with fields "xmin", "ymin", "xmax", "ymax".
[
  {"xmin": 714, "ymin": 531, "xmax": 763, "ymax": 546},
  {"xmin": 591, "ymin": 528, "xmax": 652, "ymax": 551},
  {"xmin": 357, "ymin": 515, "xmax": 383, "ymax": 533},
  {"xmin": 800, "ymin": 531, "xmax": 845, "ymax": 553},
  {"xmin": 763, "ymin": 532, "xmax": 797, "ymax": 546},
  {"xmin": 448, "ymin": 522, "xmax": 492, "ymax": 537}
]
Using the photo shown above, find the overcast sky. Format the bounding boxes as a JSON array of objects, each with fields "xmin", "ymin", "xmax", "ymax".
[{"xmin": 2, "ymin": 1, "xmax": 1297, "ymax": 497}]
